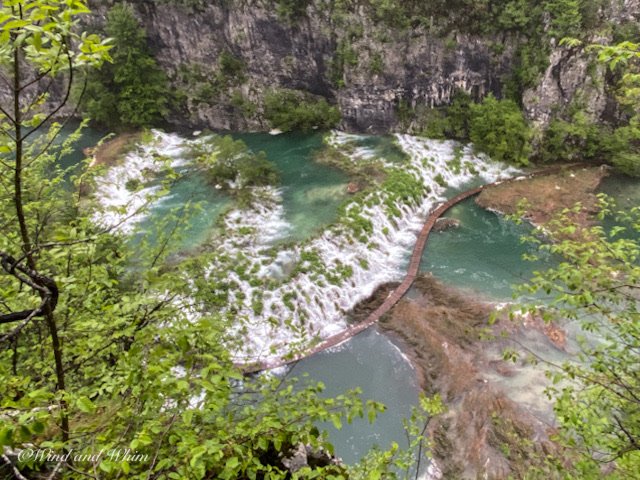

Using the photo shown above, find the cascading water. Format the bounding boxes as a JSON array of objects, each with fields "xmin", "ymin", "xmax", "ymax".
[
  {"xmin": 91, "ymin": 130, "xmax": 520, "ymax": 362},
  {"xmin": 92, "ymin": 131, "xmax": 190, "ymax": 232}
]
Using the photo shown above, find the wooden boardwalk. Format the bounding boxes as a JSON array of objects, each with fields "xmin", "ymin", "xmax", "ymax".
[
  {"xmin": 240, "ymin": 186, "xmax": 483, "ymax": 374},
  {"xmin": 240, "ymin": 166, "xmax": 573, "ymax": 374}
]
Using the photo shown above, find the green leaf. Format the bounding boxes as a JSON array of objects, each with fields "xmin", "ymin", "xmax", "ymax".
[
  {"xmin": 0, "ymin": 428, "xmax": 13, "ymax": 447},
  {"xmin": 76, "ymin": 396, "xmax": 96, "ymax": 413}
]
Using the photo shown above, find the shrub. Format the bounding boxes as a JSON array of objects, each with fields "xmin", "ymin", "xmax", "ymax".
[
  {"xmin": 196, "ymin": 136, "xmax": 278, "ymax": 188},
  {"xmin": 544, "ymin": 0, "xmax": 583, "ymax": 39},
  {"xmin": 421, "ymin": 109, "xmax": 448, "ymax": 139},
  {"xmin": 607, "ymin": 123, "xmax": 640, "ymax": 177},
  {"xmin": 539, "ymin": 110, "xmax": 605, "ymax": 164},
  {"xmin": 83, "ymin": 4, "xmax": 169, "ymax": 129},
  {"xmin": 469, "ymin": 94, "xmax": 532, "ymax": 166},
  {"xmin": 275, "ymin": 0, "xmax": 311, "ymax": 21},
  {"xmin": 218, "ymin": 50, "xmax": 246, "ymax": 84},
  {"xmin": 419, "ymin": 91, "xmax": 472, "ymax": 140},
  {"xmin": 264, "ymin": 89, "xmax": 341, "ymax": 132}
]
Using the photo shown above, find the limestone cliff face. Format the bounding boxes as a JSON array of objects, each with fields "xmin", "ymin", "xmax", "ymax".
[
  {"xmin": 88, "ymin": 0, "xmax": 639, "ymax": 133},
  {"xmin": 523, "ymin": 0, "xmax": 640, "ymax": 128}
]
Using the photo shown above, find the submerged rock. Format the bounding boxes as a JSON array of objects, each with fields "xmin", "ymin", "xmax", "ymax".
[
  {"xmin": 346, "ymin": 182, "xmax": 360, "ymax": 194},
  {"xmin": 434, "ymin": 217, "xmax": 461, "ymax": 232},
  {"xmin": 369, "ymin": 275, "xmax": 567, "ymax": 478}
]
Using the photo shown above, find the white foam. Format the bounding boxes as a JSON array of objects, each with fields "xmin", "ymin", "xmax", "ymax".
[
  {"xmin": 204, "ymin": 132, "xmax": 520, "ymax": 362},
  {"xmin": 91, "ymin": 130, "xmax": 521, "ymax": 363},
  {"xmin": 92, "ymin": 131, "xmax": 187, "ymax": 232}
]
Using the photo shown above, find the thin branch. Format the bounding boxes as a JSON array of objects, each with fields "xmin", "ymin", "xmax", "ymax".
[
  {"xmin": 0, "ymin": 103, "xmax": 16, "ymax": 126},
  {"xmin": 1, "ymin": 453, "xmax": 28, "ymax": 480},
  {"xmin": 46, "ymin": 460, "xmax": 64, "ymax": 480},
  {"xmin": 61, "ymin": 463, "xmax": 98, "ymax": 480},
  {"xmin": 0, "ymin": 300, "xmax": 42, "ymax": 340}
]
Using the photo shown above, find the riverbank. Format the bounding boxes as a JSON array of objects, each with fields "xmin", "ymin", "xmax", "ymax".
[{"xmin": 476, "ymin": 165, "xmax": 610, "ymax": 228}]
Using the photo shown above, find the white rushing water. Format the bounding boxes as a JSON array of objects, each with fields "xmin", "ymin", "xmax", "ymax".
[
  {"xmin": 92, "ymin": 131, "xmax": 520, "ymax": 362},
  {"xmin": 92, "ymin": 131, "xmax": 189, "ymax": 232}
]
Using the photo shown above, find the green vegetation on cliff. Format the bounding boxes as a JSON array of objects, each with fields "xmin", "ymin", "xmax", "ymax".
[
  {"xmin": 82, "ymin": 4, "xmax": 170, "ymax": 129},
  {"xmin": 469, "ymin": 95, "xmax": 532, "ymax": 166},
  {"xmin": 264, "ymin": 89, "xmax": 342, "ymax": 132},
  {"xmin": 420, "ymin": 93, "xmax": 532, "ymax": 166}
]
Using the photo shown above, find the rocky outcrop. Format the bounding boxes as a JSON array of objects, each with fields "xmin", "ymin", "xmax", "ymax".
[
  {"xmin": 281, "ymin": 444, "xmax": 343, "ymax": 473},
  {"xmin": 523, "ymin": 0, "xmax": 640, "ymax": 127},
  {"xmin": 83, "ymin": 1, "xmax": 512, "ymax": 132},
  {"xmin": 83, "ymin": 1, "xmax": 638, "ymax": 133}
]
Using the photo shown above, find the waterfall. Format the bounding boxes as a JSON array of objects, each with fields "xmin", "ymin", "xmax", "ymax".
[
  {"xmin": 92, "ymin": 131, "xmax": 188, "ymax": 232},
  {"xmin": 91, "ymin": 131, "xmax": 520, "ymax": 362},
  {"xmin": 198, "ymin": 132, "xmax": 519, "ymax": 361}
]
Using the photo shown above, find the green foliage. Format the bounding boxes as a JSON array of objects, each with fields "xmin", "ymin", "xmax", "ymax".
[
  {"xmin": 420, "ymin": 91, "xmax": 472, "ymax": 140},
  {"xmin": 218, "ymin": 50, "xmax": 246, "ymax": 83},
  {"xmin": 420, "ymin": 109, "xmax": 449, "ymax": 139},
  {"xmin": 545, "ymin": 0, "xmax": 583, "ymax": 38},
  {"xmin": 598, "ymin": 41, "xmax": 640, "ymax": 176},
  {"xmin": 469, "ymin": 94, "xmax": 532, "ymax": 165},
  {"xmin": 264, "ymin": 89, "xmax": 341, "ymax": 132},
  {"xmin": 444, "ymin": 91, "xmax": 473, "ymax": 140},
  {"xmin": 177, "ymin": 51, "xmax": 247, "ymax": 108},
  {"xmin": 275, "ymin": 0, "xmax": 311, "ymax": 21},
  {"xmin": 546, "ymin": 40, "xmax": 640, "ymax": 175},
  {"xmin": 230, "ymin": 90, "xmax": 256, "ymax": 117},
  {"xmin": 369, "ymin": 52, "xmax": 384, "ymax": 74},
  {"xmin": 331, "ymin": 39, "xmax": 359, "ymax": 87},
  {"xmin": 513, "ymin": 198, "xmax": 640, "ymax": 477},
  {"xmin": 496, "ymin": 0, "xmax": 530, "ymax": 30},
  {"xmin": 506, "ymin": 42, "xmax": 551, "ymax": 99},
  {"xmin": 369, "ymin": 0, "xmax": 410, "ymax": 29},
  {"xmin": 539, "ymin": 109, "xmax": 606, "ymax": 164},
  {"xmin": 419, "ymin": 92, "xmax": 533, "ymax": 166},
  {"xmin": 83, "ymin": 3, "xmax": 169, "ymax": 129},
  {"xmin": 381, "ymin": 169, "xmax": 426, "ymax": 217},
  {"xmin": 395, "ymin": 99, "xmax": 414, "ymax": 129},
  {"xmin": 606, "ymin": 122, "xmax": 640, "ymax": 176},
  {"xmin": 195, "ymin": 136, "xmax": 278, "ymax": 188}
]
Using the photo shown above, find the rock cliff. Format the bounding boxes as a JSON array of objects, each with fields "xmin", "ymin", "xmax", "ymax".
[{"xmin": 87, "ymin": 0, "xmax": 640, "ymax": 133}]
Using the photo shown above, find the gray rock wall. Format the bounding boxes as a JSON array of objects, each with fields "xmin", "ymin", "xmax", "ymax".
[{"xmin": 85, "ymin": 0, "xmax": 639, "ymax": 133}]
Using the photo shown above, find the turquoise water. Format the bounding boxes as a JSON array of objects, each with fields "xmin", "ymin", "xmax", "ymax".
[
  {"xmin": 135, "ymin": 172, "xmax": 231, "ymax": 253},
  {"xmin": 290, "ymin": 329, "xmax": 420, "ymax": 465},
  {"xmin": 600, "ymin": 172, "xmax": 640, "ymax": 210},
  {"xmin": 599, "ymin": 173, "xmax": 640, "ymax": 242},
  {"xmin": 235, "ymin": 132, "xmax": 350, "ymax": 242},
  {"xmin": 76, "ymin": 128, "xmax": 640, "ymax": 467},
  {"xmin": 421, "ymin": 197, "xmax": 555, "ymax": 301},
  {"xmin": 28, "ymin": 121, "xmax": 105, "ymax": 181},
  {"xmin": 57, "ymin": 124, "xmax": 105, "ymax": 171}
]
